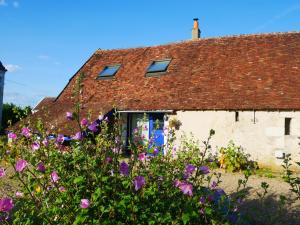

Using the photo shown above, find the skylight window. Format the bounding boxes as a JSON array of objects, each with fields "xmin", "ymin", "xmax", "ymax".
[
  {"xmin": 98, "ymin": 65, "xmax": 121, "ymax": 79},
  {"xmin": 146, "ymin": 59, "xmax": 171, "ymax": 75}
]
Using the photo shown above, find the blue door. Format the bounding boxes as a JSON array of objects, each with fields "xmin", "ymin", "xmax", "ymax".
[{"xmin": 149, "ymin": 113, "xmax": 164, "ymax": 148}]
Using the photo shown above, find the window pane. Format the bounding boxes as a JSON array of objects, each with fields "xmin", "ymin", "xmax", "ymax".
[
  {"xmin": 147, "ymin": 60, "xmax": 170, "ymax": 73},
  {"xmin": 99, "ymin": 65, "xmax": 120, "ymax": 77}
]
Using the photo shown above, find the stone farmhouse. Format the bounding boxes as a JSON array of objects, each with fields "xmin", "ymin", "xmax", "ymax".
[{"xmin": 32, "ymin": 19, "xmax": 300, "ymax": 168}]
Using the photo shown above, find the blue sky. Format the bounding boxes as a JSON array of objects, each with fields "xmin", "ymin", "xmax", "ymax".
[{"xmin": 1, "ymin": 0, "xmax": 300, "ymax": 107}]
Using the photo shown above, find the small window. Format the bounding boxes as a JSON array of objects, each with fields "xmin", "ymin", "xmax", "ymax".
[
  {"xmin": 146, "ymin": 59, "xmax": 171, "ymax": 76},
  {"xmin": 235, "ymin": 111, "xmax": 239, "ymax": 122},
  {"xmin": 98, "ymin": 64, "xmax": 121, "ymax": 79},
  {"xmin": 285, "ymin": 118, "xmax": 291, "ymax": 135}
]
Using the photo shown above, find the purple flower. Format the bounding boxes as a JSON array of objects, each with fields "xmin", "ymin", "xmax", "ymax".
[
  {"xmin": 7, "ymin": 132, "xmax": 17, "ymax": 140},
  {"xmin": 66, "ymin": 112, "xmax": 73, "ymax": 120},
  {"xmin": 185, "ymin": 164, "xmax": 196, "ymax": 174},
  {"xmin": 199, "ymin": 196, "xmax": 206, "ymax": 204},
  {"xmin": 199, "ymin": 166, "xmax": 210, "ymax": 174},
  {"xmin": 88, "ymin": 122, "xmax": 98, "ymax": 133},
  {"xmin": 138, "ymin": 153, "xmax": 146, "ymax": 161},
  {"xmin": 59, "ymin": 186, "xmax": 66, "ymax": 192},
  {"xmin": 133, "ymin": 128, "xmax": 138, "ymax": 134},
  {"xmin": 119, "ymin": 161, "xmax": 129, "ymax": 176},
  {"xmin": 56, "ymin": 134, "xmax": 64, "ymax": 144},
  {"xmin": 0, "ymin": 198, "xmax": 14, "ymax": 212},
  {"xmin": 21, "ymin": 127, "xmax": 31, "ymax": 138},
  {"xmin": 80, "ymin": 199, "xmax": 90, "ymax": 209},
  {"xmin": 179, "ymin": 182, "xmax": 193, "ymax": 196},
  {"xmin": 211, "ymin": 181, "xmax": 217, "ymax": 189},
  {"xmin": 36, "ymin": 162, "xmax": 46, "ymax": 172},
  {"xmin": 72, "ymin": 132, "xmax": 83, "ymax": 140},
  {"xmin": 133, "ymin": 176, "xmax": 145, "ymax": 191},
  {"xmin": 42, "ymin": 138, "xmax": 49, "ymax": 147},
  {"xmin": 105, "ymin": 157, "xmax": 112, "ymax": 164},
  {"xmin": 0, "ymin": 168, "xmax": 5, "ymax": 178},
  {"xmin": 15, "ymin": 192, "xmax": 23, "ymax": 198},
  {"xmin": 80, "ymin": 118, "xmax": 88, "ymax": 126},
  {"xmin": 31, "ymin": 142, "xmax": 40, "ymax": 151},
  {"xmin": 51, "ymin": 171, "xmax": 60, "ymax": 183},
  {"xmin": 153, "ymin": 148, "xmax": 159, "ymax": 155},
  {"xmin": 174, "ymin": 179, "xmax": 182, "ymax": 187},
  {"xmin": 16, "ymin": 159, "xmax": 28, "ymax": 172},
  {"xmin": 98, "ymin": 115, "xmax": 104, "ymax": 120}
]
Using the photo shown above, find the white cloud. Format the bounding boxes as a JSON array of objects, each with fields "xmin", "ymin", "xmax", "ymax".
[
  {"xmin": 12, "ymin": 1, "xmax": 19, "ymax": 8},
  {"xmin": 4, "ymin": 64, "xmax": 22, "ymax": 73},
  {"xmin": 0, "ymin": 0, "xmax": 7, "ymax": 6}
]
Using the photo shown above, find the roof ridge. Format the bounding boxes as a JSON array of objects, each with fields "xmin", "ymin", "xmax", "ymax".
[{"xmin": 96, "ymin": 31, "xmax": 300, "ymax": 53}]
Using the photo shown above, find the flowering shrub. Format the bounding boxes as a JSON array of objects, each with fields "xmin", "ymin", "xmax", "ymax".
[
  {"xmin": 0, "ymin": 75, "xmax": 247, "ymax": 224},
  {"xmin": 218, "ymin": 141, "xmax": 258, "ymax": 172},
  {"xmin": 0, "ymin": 116, "xmax": 249, "ymax": 224},
  {"xmin": 282, "ymin": 153, "xmax": 300, "ymax": 199}
]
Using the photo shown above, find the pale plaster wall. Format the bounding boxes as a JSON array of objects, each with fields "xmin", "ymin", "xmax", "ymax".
[{"xmin": 174, "ymin": 111, "xmax": 300, "ymax": 169}]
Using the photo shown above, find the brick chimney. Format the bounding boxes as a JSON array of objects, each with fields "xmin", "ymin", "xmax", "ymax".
[{"xmin": 192, "ymin": 18, "xmax": 201, "ymax": 40}]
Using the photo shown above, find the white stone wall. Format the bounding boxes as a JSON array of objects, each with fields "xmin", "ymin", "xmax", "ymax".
[{"xmin": 174, "ymin": 111, "xmax": 300, "ymax": 169}]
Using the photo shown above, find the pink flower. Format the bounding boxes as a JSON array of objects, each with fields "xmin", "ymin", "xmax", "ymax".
[
  {"xmin": 56, "ymin": 134, "xmax": 64, "ymax": 144},
  {"xmin": 66, "ymin": 112, "xmax": 73, "ymax": 120},
  {"xmin": 133, "ymin": 176, "xmax": 145, "ymax": 191},
  {"xmin": 138, "ymin": 153, "xmax": 146, "ymax": 161},
  {"xmin": 105, "ymin": 157, "xmax": 112, "ymax": 164},
  {"xmin": 174, "ymin": 179, "xmax": 182, "ymax": 188},
  {"xmin": 80, "ymin": 118, "xmax": 88, "ymax": 126},
  {"xmin": 0, "ymin": 168, "xmax": 5, "ymax": 178},
  {"xmin": 31, "ymin": 142, "xmax": 40, "ymax": 151},
  {"xmin": 21, "ymin": 127, "xmax": 31, "ymax": 138},
  {"xmin": 72, "ymin": 132, "xmax": 83, "ymax": 141},
  {"xmin": 51, "ymin": 171, "xmax": 60, "ymax": 183},
  {"xmin": 80, "ymin": 199, "xmax": 90, "ymax": 208},
  {"xmin": 98, "ymin": 115, "xmax": 104, "ymax": 120},
  {"xmin": 119, "ymin": 161, "xmax": 129, "ymax": 176},
  {"xmin": 15, "ymin": 192, "xmax": 24, "ymax": 198},
  {"xmin": 42, "ymin": 138, "xmax": 49, "ymax": 147},
  {"xmin": 0, "ymin": 198, "xmax": 14, "ymax": 212},
  {"xmin": 88, "ymin": 122, "xmax": 98, "ymax": 133},
  {"xmin": 112, "ymin": 147, "xmax": 119, "ymax": 154},
  {"xmin": 178, "ymin": 182, "xmax": 193, "ymax": 196},
  {"xmin": 36, "ymin": 162, "xmax": 46, "ymax": 172},
  {"xmin": 59, "ymin": 186, "xmax": 66, "ymax": 192},
  {"xmin": 7, "ymin": 132, "xmax": 17, "ymax": 140},
  {"xmin": 16, "ymin": 159, "xmax": 28, "ymax": 172}
]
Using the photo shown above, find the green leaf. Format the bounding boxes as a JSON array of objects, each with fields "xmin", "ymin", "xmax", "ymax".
[
  {"xmin": 73, "ymin": 176, "xmax": 85, "ymax": 184},
  {"xmin": 182, "ymin": 213, "xmax": 190, "ymax": 225}
]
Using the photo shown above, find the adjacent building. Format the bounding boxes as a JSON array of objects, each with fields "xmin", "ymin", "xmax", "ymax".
[
  {"xmin": 31, "ymin": 20, "xmax": 300, "ymax": 168},
  {"xmin": 0, "ymin": 61, "xmax": 7, "ymax": 128}
]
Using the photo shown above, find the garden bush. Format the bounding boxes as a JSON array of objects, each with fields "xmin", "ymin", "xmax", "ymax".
[
  {"xmin": 218, "ymin": 141, "xmax": 258, "ymax": 172},
  {"xmin": 0, "ymin": 74, "xmax": 249, "ymax": 224},
  {"xmin": 0, "ymin": 114, "xmax": 249, "ymax": 224},
  {"xmin": 282, "ymin": 153, "xmax": 300, "ymax": 199}
]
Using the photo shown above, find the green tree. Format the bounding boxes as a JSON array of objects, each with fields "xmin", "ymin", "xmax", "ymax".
[{"xmin": 1, "ymin": 103, "xmax": 31, "ymax": 131}]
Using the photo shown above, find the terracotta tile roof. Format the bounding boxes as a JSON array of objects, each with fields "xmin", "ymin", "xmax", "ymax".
[
  {"xmin": 15, "ymin": 32, "xmax": 300, "ymax": 134},
  {"xmin": 33, "ymin": 97, "xmax": 56, "ymax": 112}
]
